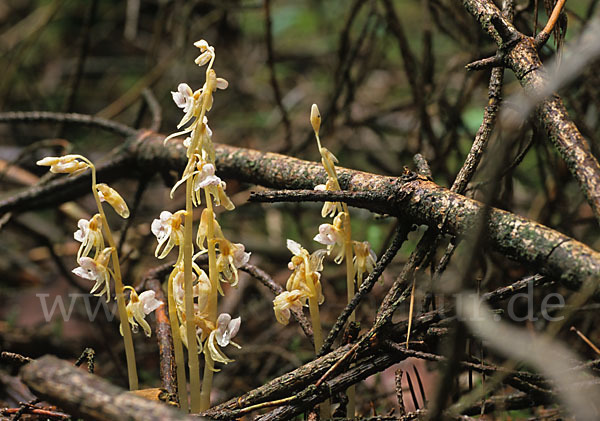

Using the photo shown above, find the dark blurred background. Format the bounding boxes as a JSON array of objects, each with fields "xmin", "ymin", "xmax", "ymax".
[{"xmin": 1, "ymin": 0, "xmax": 599, "ymax": 417}]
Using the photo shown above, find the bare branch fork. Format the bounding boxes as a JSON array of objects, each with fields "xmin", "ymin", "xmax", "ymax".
[{"xmin": 461, "ymin": 0, "xmax": 600, "ymax": 226}]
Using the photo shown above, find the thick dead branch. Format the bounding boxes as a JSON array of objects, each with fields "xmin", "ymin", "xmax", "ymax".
[
  {"xmin": 19, "ymin": 355, "xmax": 201, "ymax": 421},
  {"xmin": 202, "ymin": 343, "xmax": 354, "ymax": 418},
  {"xmin": 1, "ymin": 133, "xmax": 599, "ymax": 293},
  {"xmin": 460, "ymin": 0, "xmax": 600, "ymax": 226},
  {"xmin": 207, "ymin": 272, "xmax": 588, "ymax": 419}
]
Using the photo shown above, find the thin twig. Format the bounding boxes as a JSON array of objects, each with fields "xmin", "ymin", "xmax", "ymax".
[
  {"xmin": 145, "ymin": 273, "xmax": 178, "ymax": 396},
  {"xmin": 465, "ymin": 54, "xmax": 503, "ymax": 71},
  {"xmin": 55, "ymin": 0, "xmax": 98, "ymax": 138},
  {"xmin": 264, "ymin": 0, "xmax": 292, "ymax": 152},
  {"xmin": 463, "ymin": 0, "xmax": 600, "ymax": 226},
  {"xmin": 0, "ymin": 111, "xmax": 138, "ymax": 137},
  {"xmin": 318, "ymin": 222, "xmax": 411, "ymax": 356},
  {"xmin": 141, "ymin": 88, "xmax": 162, "ymax": 132}
]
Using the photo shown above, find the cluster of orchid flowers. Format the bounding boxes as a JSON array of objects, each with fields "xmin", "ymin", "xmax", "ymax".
[
  {"xmin": 35, "ymin": 41, "xmax": 378, "ymax": 416},
  {"xmin": 37, "ymin": 154, "xmax": 162, "ymax": 390},
  {"xmin": 271, "ymin": 105, "xmax": 377, "ymax": 417},
  {"xmin": 150, "ymin": 209, "xmax": 247, "ymax": 363},
  {"xmin": 155, "ymin": 39, "xmax": 248, "ymax": 411},
  {"xmin": 272, "ymin": 105, "xmax": 377, "ymax": 340}
]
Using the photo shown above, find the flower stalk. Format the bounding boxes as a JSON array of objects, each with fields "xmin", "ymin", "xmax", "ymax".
[
  {"xmin": 200, "ymin": 192, "xmax": 219, "ymax": 411},
  {"xmin": 37, "ymin": 154, "xmax": 139, "ymax": 390},
  {"xmin": 89, "ymin": 160, "xmax": 139, "ymax": 391},
  {"xmin": 167, "ymin": 268, "xmax": 190, "ymax": 412},
  {"xmin": 184, "ymin": 179, "xmax": 202, "ymax": 412},
  {"xmin": 310, "ymin": 104, "xmax": 377, "ymax": 418},
  {"xmin": 161, "ymin": 39, "xmax": 246, "ymax": 413}
]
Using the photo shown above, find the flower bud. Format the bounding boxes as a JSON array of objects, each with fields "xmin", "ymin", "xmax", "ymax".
[
  {"xmin": 310, "ymin": 104, "xmax": 321, "ymax": 135},
  {"xmin": 37, "ymin": 155, "xmax": 89, "ymax": 175},
  {"xmin": 97, "ymin": 183, "xmax": 130, "ymax": 218}
]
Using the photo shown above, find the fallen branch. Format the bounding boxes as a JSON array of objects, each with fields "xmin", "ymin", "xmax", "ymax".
[
  {"xmin": 19, "ymin": 355, "xmax": 200, "ymax": 421},
  {"xmin": 1, "ymin": 132, "xmax": 599, "ymax": 294}
]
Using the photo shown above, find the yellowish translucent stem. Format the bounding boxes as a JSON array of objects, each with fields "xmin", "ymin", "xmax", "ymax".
[
  {"xmin": 308, "ymin": 295, "xmax": 330, "ymax": 417},
  {"xmin": 200, "ymin": 189, "xmax": 219, "ymax": 411},
  {"xmin": 89, "ymin": 163, "xmax": 138, "ymax": 390},
  {"xmin": 167, "ymin": 271, "xmax": 190, "ymax": 412},
  {"xmin": 184, "ymin": 179, "xmax": 202, "ymax": 413},
  {"xmin": 342, "ymin": 208, "xmax": 354, "ymax": 321},
  {"xmin": 200, "ymin": 356, "xmax": 215, "ymax": 412},
  {"xmin": 342, "ymin": 207, "xmax": 356, "ymax": 418}
]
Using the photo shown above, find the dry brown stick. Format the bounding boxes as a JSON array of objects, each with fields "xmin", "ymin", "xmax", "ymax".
[
  {"xmin": 465, "ymin": 54, "xmax": 502, "ymax": 71},
  {"xmin": 317, "ymin": 221, "xmax": 411, "ymax": 356},
  {"xmin": 55, "ymin": 0, "xmax": 97, "ymax": 139},
  {"xmin": 381, "ymin": 0, "xmax": 437, "ymax": 148},
  {"xmin": 196, "ymin": 273, "xmax": 558, "ymax": 420},
  {"xmin": 1, "ymin": 406, "xmax": 69, "ymax": 420},
  {"xmin": 141, "ymin": 88, "xmax": 162, "ymax": 132},
  {"xmin": 395, "ymin": 369, "xmax": 406, "ymax": 416},
  {"xmin": 255, "ymin": 351, "xmax": 408, "ymax": 421},
  {"xmin": 430, "ymin": 14, "xmax": 510, "ymax": 294},
  {"xmin": 207, "ymin": 306, "xmax": 452, "ymax": 420},
  {"xmin": 144, "ymin": 276, "xmax": 177, "ymax": 396},
  {"xmin": 452, "ymin": 63, "xmax": 505, "ymax": 193},
  {"xmin": 264, "ymin": 0, "xmax": 292, "ymax": 152},
  {"xmin": 202, "ymin": 343, "xmax": 354, "ymax": 418},
  {"xmin": 249, "ymin": 187, "xmax": 600, "ymax": 294},
  {"xmin": 1, "ymin": 352, "xmax": 32, "ymax": 365},
  {"xmin": 0, "ymin": 111, "xmax": 138, "ymax": 137},
  {"xmin": 19, "ymin": 355, "xmax": 202, "ymax": 421},
  {"xmin": 461, "ymin": 0, "xmax": 600, "ymax": 226}
]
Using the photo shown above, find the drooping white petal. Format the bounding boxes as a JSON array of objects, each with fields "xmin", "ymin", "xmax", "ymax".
[
  {"xmin": 216, "ymin": 78, "xmax": 228, "ymax": 90},
  {"xmin": 286, "ymin": 239, "xmax": 303, "ymax": 256},
  {"xmin": 215, "ymin": 314, "xmax": 241, "ymax": 347},
  {"xmin": 74, "ymin": 219, "xmax": 89, "ymax": 243},
  {"xmin": 195, "ymin": 51, "xmax": 212, "ymax": 66},
  {"xmin": 139, "ymin": 290, "xmax": 163, "ymax": 314},
  {"xmin": 194, "ymin": 39, "xmax": 209, "ymax": 51},
  {"xmin": 232, "ymin": 244, "xmax": 250, "ymax": 267}
]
